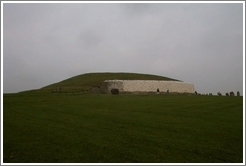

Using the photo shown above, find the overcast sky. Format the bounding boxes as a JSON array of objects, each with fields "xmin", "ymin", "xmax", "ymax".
[{"xmin": 2, "ymin": 2, "xmax": 244, "ymax": 94}]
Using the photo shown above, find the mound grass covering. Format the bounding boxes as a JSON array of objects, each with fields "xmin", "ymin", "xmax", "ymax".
[
  {"xmin": 3, "ymin": 93, "xmax": 243, "ymax": 163},
  {"xmin": 40, "ymin": 72, "xmax": 179, "ymax": 92}
]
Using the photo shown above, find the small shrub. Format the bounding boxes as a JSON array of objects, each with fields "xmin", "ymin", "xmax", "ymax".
[
  {"xmin": 230, "ymin": 91, "xmax": 235, "ymax": 96},
  {"xmin": 226, "ymin": 93, "xmax": 229, "ymax": 96},
  {"xmin": 111, "ymin": 89, "xmax": 119, "ymax": 95},
  {"xmin": 237, "ymin": 91, "xmax": 240, "ymax": 96}
]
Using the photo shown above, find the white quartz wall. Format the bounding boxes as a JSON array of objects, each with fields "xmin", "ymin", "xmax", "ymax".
[{"xmin": 103, "ymin": 80, "xmax": 195, "ymax": 93}]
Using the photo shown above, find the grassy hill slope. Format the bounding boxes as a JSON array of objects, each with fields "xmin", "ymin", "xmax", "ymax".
[{"xmin": 40, "ymin": 72, "xmax": 180, "ymax": 92}]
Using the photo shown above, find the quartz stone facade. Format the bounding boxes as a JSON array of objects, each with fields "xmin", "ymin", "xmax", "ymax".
[{"xmin": 101, "ymin": 80, "xmax": 195, "ymax": 93}]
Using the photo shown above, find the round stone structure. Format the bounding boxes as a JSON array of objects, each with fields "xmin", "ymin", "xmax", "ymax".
[{"xmin": 101, "ymin": 80, "xmax": 195, "ymax": 94}]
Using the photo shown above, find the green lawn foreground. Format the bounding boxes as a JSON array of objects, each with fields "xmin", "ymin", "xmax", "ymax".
[{"xmin": 3, "ymin": 93, "xmax": 243, "ymax": 163}]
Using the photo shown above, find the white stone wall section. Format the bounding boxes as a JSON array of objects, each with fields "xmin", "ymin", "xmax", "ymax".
[{"xmin": 102, "ymin": 80, "xmax": 195, "ymax": 93}]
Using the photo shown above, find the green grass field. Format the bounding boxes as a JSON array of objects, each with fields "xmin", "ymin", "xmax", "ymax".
[{"xmin": 3, "ymin": 92, "xmax": 243, "ymax": 163}]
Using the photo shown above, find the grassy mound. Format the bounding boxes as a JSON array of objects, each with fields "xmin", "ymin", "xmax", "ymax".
[{"xmin": 39, "ymin": 72, "xmax": 179, "ymax": 93}]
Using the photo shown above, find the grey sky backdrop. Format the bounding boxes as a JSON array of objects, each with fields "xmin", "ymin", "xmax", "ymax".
[{"xmin": 3, "ymin": 2, "xmax": 244, "ymax": 94}]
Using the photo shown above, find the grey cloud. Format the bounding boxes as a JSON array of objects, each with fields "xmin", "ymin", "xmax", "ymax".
[
  {"xmin": 121, "ymin": 3, "xmax": 152, "ymax": 16},
  {"xmin": 78, "ymin": 29, "xmax": 104, "ymax": 48}
]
